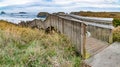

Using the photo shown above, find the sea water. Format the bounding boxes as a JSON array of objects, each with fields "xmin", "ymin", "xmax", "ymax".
[{"xmin": 0, "ymin": 13, "xmax": 46, "ymax": 24}]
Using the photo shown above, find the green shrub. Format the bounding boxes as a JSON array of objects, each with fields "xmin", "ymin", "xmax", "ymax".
[
  {"xmin": 113, "ymin": 18, "xmax": 120, "ymax": 27},
  {"xmin": 113, "ymin": 26, "xmax": 120, "ymax": 42}
]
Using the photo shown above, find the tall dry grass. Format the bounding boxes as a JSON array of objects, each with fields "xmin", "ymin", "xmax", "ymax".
[
  {"xmin": 0, "ymin": 20, "xmax": 81, "ymax": 67},
  {"xmin": 79, "ymin": 11, "xmax": 120, "ymax": 18},
  {"xmin": 113, "ymin": 26, "xmax": 120, "ymax": 42}
]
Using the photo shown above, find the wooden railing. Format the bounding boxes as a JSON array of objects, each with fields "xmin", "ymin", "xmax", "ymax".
[
  {"xmin": 19, "ymin": 14, "xmax": 87, "ymax": 59},
  {"xmin": 69, "ymin": 14, "xmax": 114, "ymax": 43},
  {"xmin": 19, "ymin": 14, "xmax": 114, "ymax": 59}
]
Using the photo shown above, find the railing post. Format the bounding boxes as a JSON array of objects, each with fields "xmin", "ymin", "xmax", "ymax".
[
  {"xmin": 81, "ymin": 23, "xmax": 87, "ymax": 59},
  {"xmin": 109, "ymin": 29, "xmax": 113, "ymax": 44}
]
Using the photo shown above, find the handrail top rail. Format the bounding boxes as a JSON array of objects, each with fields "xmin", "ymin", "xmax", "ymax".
[
  {"xmin": 57, "ymin": 15, "xmax": 114, "ymax": 29},
  {"xmin": 69, "ymin": 14, "xmax": 113, "ymax": 23}
]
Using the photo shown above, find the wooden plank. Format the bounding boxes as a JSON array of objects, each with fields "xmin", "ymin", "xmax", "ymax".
[
  {"xmin": 51, "ymin": 15, "xmax": 53, "ymax": 26},
  {"xmin": 76, "ymin": 22, "xmax": 81, "ymax": 53},
  {"xmin": 58, "ymin": 17, "xmax": 63, "ymax": 33},
  {"xmin": 56, "ymin": 16, "xmax": 59, "ymax": 32},
  {"xmin": 66, "ymin": 20, "xmax": 71, "ymax": 40},
  {"xmin": 71, "ymin": 21, "xmax": 74, "ymax": 44},
  {"xmin": 68, "ymin": 21, "xmax": 73, "ymax": 41},
  {"xmin": 62, "ymin": 19, "xmax": 65, "ymax": 34},
  {"xmin": 63, "ymin": 19, "xmax": 68, "ymax": 35}
]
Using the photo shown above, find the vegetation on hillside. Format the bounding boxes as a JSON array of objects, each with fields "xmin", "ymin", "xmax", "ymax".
[
  {"xmin": 0, "ymin": 20, "xmax": 81, "ymax": 67},
  {"xmin": 71, "ymin": 11, "xmax": 120, "ymax": 18},
  {"xmin": 113, "ymin": 18, "xmax": 120, "ymax": 27},
  {"xmin": 113, "ymin": 26, "xmax": 120, "ymax": 42}
]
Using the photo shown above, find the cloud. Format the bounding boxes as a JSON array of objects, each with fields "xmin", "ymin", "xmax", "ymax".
[
  {"xmin": 0, "ymin": 0, "xmax": 120, "ymax": 13},
  {"xmin": 0, "ymin": 0, "xmax": 36, "ymax": 7}
]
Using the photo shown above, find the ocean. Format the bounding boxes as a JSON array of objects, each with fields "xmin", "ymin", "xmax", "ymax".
[{"xmin": 0, "ymin": 13, "xmax": 45, "ymax": 24}]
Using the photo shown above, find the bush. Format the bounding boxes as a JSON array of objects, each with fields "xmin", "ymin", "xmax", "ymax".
[
  {"xmin": 113, "ymin": 18, "xmax": 120, "ymax": 27},
  {"xmin": 113, "ymin": 26, "xmax": 120, "ymax": 42}
]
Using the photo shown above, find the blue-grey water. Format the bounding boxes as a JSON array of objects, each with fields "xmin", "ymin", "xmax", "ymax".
[{"xmin": 0, "ymin": 13, "xmax": 45, "ymax": 24}]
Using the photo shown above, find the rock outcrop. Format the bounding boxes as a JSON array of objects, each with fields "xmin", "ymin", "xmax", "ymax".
[
  {"xmin": 0, "ymin": 11, "xmax": 6, "ymax": 14},
  {"xmin": 52, "ymin": 12, "xmax": 65, "ymax": 15},
  {"xmin": 37, "ymin": 12, "xmax": 49, "ymax": 17},
  {"xmin": 19, "ymin": 12, "xmax": 27, "ymax": 14}
]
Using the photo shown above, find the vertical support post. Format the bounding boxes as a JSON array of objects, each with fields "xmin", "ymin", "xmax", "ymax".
[
  {"xmin": 109, "ymin": 29, "xmax": 113, "ymax": 44},
  {"xmin": 50, "ymin": 14, "xmax": 52, "ymax": 26},
  {"xmin": 83, "ymin": 24, "xmax": 87, "ymax": 59},
  {"xmin": 81, "ymin": 23, "xmax": 87, "ymax": 59},
  {"xmin": 49, "ymin": 15, "xmax": 52, "ymax": 32},
  {"xmin": 62, "ymin": 19, "xmax": 64, "ymax": 34},
  {"xmin": 57, "ymin": 16, "xmax": 59, "ymax": 32}
]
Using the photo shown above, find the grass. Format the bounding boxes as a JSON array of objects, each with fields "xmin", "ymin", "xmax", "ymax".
[
  {"xmin": 0, "ymin": 20, "xmax": 81, "ymax": 67},
  {"xmin": 113, "ymin": 18, "xmax": 120, "ymax": 27},
  {"xmin": 113, "ymin": 26, "xmax": 120, "ymax": 42}
]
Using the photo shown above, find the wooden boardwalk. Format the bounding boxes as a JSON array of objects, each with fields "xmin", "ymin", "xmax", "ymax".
[
  {"xmin": 86, "ymin": 37, "xmax": 108, "ymax": 57},
  {"xmin": 83, "ymin": 42, "xmax": 120, "ymax": 67},
  {"xmin": 19, "ymin": 14, "xmax": 114, "ymax": 60}
]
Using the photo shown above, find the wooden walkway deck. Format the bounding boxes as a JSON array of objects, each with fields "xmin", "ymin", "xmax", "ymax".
[
  {"xmin": 86, "ymin": 37, "xmax": 109, "ymax": 57},
  {"xmin": 83, "ymin": 42, "xmax": 120, "ymax": 67}
]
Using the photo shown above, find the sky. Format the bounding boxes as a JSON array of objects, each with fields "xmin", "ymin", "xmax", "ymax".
[{"xmin": 0, "ymin": 0, "xmax": 120, "ymax": 13}]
